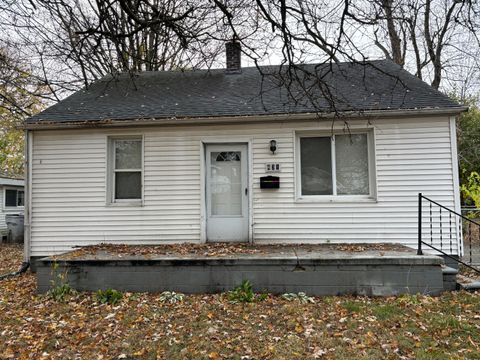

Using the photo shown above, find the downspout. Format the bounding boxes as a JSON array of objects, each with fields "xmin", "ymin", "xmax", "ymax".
[
  {"xmin": 0, "ymin": 130, "xmax": 31, "ymax": 281},
  {"xmin": 23, "ymin": 129, "xmax": 32, "ymax": 264}
]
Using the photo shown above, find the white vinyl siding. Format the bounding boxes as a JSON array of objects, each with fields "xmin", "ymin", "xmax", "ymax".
[{"xmin": 29, "ymin": 116, "xmax": 459, "ymax": 256}]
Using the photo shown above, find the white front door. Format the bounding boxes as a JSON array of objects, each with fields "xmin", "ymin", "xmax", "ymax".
[{"xmin": 206, "ymin": 144, "xmax": 248, "ymax": 242}]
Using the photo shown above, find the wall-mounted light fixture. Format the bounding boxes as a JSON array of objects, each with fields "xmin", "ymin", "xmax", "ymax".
[{"xmin": 269, "ymin": 140, "xmax": 277, "ymax": 154}]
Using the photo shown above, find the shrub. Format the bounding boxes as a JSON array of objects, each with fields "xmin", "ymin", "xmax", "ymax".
[
  {"xmin": 281, "ymin": 292, "xmax": 315, "ymax": 304},
  {"xmin": 47, "ymin": 261, "xmax": 76, "ymax": 301},
  {"xmin": 461, "ymin": 171, "xmax": 480, "ymax": 215},
  {"xmin": 396, "ymin": 293, "xmax": 421, "ymax": 306},
  {"xmin": 48, "ymin": 283, "xmax": 75, "ymax": 301},
  {"xmin": 159, "ymin": 291, "xmax": 185, "ymax": 304},
  {"xmin": 228, "ymin": 280, "xmax": 267, "ymax": 303},
  {"xmin": 95, "ymin": 289, "xmax": 123, "ymax": 305}
]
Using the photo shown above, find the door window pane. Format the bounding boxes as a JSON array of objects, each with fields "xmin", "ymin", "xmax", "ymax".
[
  {"xmin": 335, "ymin": 134, "xmax": 369, "ymax": 195},
  {"xmin": 210, "ymin": 151, "xmax": 242, "ymax": 216},
  {"xmin": 115, "ymin": 139, "xmax": 142, "ymax": 169},
  {"xmin": 5, "ymin": 190, "xmax": 17, "ymax": 207},
  {"xmin": 115, "ymin": 172, "xmax": 142, "ymax": 199},
  {"xmin": 300, "ymin": 137, "xmax": 332, "ymax": 195}
]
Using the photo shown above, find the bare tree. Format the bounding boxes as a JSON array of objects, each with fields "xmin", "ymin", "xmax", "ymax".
[
  {"xmin": 0, "ymin": 48, "xmax": 47, "ymax": 176},
  {"xmin": 347, "ymin": 0, "xmax": 480, "ymax": 90},
  {"xmin": 0, "ymin": 0, "xmax": 478, "ymax": 108},
  {"xmin": 0, "ymin": 48, "xmax": 47, "ymax": 117},
  {"xmin": 0, "ymin": 0, "xmax": 223, "ymax": 96}
]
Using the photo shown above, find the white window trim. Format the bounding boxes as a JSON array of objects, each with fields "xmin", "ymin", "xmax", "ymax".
[
  {"xmin": 106, "ymin": 135, "xmax": 144, "ymax": 206},
  {"xmin": 295, "ymin": 129, "xmax": 377, "ymax": 203},
  {"xmin": 3, "ymin": 187, "xmax": 25, "ymax": 209}
]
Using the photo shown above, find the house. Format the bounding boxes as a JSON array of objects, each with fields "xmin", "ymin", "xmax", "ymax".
[
  {"xmin": 0, "ymin": 175, "xmax": 25, "ymax": 241},
  {"xmin": 24, "ymin": 42, "xmax": 466, "ymax": 268}
]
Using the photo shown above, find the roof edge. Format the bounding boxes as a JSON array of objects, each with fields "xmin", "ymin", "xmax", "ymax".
[
  {"xmin": 0, "ymin": 177, "xmax": 25, "ymax": 186},
  {"xmin": 25, "ymin": 106, "xmax": 468, "ymax": 130}
]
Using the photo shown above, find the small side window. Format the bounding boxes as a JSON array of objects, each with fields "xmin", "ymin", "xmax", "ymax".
[
  {"xmin": 108, "ymin": 137, "xmax": 143, "ymax": 204},
  {"xmin": 4, "ymin": 189, "xmax": 24, "ymax": 208}
]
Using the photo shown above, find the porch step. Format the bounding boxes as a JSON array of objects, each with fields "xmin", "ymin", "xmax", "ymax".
[
  {"xmin": 442, "ymin": 266, "xmax": 458, "ymax": 291},
  {"xmin": 460, "ymin": 281, "xmax": 480, "ymax": 292},
  {"xmin": 456, "ymin": 273, "xmax": 480, "ymax": 292}
]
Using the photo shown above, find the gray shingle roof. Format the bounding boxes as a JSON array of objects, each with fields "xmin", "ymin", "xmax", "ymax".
[{"xmin": 27, "ymin": 60, "xmax": 463, "ymax": 125}]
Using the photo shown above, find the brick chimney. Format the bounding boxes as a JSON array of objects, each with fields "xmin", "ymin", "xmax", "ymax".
[{"xmin": 225, "ymin": 40, "xmax": 241, "ymax": 74}]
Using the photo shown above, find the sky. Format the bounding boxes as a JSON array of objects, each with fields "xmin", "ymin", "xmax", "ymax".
[{"xmin": 1, "ymin": 0, "xmax": 479, "ymax": 102}]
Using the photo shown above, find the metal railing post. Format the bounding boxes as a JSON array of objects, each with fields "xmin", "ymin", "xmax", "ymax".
[{"xmin": 418, "ymin": 193, "xmax": 423, "ymax": 255}]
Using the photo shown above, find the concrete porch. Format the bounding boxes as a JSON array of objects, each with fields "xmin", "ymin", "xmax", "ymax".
[{"xmin": 36, "ymin": 243, "xmax": 446, "ymax": 296}]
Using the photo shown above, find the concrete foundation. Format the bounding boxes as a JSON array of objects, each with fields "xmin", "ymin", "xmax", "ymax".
[{"xmin": 36, "ymin": 247, "xmax": 445, "ymax": 296}]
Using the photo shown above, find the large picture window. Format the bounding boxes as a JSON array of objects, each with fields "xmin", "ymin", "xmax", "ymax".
[
  {"xmin": 109, "ymin": 137, "xmax": 143, "ymax": 203},
  {"xmin": 298, "ymin": 132, "xmax": 374, "ymax": 198}
]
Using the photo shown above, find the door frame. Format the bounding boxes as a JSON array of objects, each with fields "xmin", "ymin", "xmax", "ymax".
[{"xmin": 200, "ymin": 137, "xmax": 253, "ymax": 243}]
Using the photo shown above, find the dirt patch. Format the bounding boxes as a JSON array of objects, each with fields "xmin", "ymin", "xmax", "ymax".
[
  {"xmin": 56, "ymin": 242, "xmax": 409, "ymax": 260},
  {"xmin": 0, "ymin": 244, "xmax": 23, "ymax": 275}
]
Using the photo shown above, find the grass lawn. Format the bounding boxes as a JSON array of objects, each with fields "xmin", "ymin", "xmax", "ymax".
[{"xmin": 1, "ymin": 245, "xmax": 479, "ymax": 359}]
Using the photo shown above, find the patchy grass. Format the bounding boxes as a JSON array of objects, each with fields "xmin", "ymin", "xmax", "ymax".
[
  {"xmin": 371, "ymin": 303, "xmax": 403, "ymax": 320},
  {"xmin": 342, "ymin": 299, "xmax": 362, "ymax": 313},
  {"xmin": 0, "ymin": 246, "xmax": 479, "ymax": 359}
]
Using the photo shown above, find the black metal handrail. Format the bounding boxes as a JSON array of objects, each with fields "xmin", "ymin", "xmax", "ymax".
[{"xmin": 418, "ymin": 193, "xmax": 480, "ymax": 274}]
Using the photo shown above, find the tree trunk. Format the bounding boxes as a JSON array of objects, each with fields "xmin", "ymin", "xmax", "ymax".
[{"xmin": 382, "ymin": 0, "xmax": 404, "ymax": 66}]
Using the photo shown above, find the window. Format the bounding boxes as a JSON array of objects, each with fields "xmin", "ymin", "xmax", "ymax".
[
  {"xmin": 109, "ymin": 137, "xmax": 143, "ymax": 203},
  {"xmin": 210, "ymin": 151, "xmax": 242, "ymax": 216},
  {"xmin": 5, "ymin": 189, "xmax": 24, "ymax": 207},
  {"xmin": 298, "ymin": 132, "xmax": 374, "ymax": 198}
]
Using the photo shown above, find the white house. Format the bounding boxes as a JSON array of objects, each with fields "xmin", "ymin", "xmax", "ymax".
[
  {"xmin": 24, "ymin": 44, "xmax": 466, "ymax": 263},
  {"xmin": 0, "ymin": 176, "xmax": 25, "ymax": 240}
]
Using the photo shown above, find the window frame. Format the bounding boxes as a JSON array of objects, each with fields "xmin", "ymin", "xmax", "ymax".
[
  {"xmin": 3, "ymin": 187, "xmax": 25, "ymax": 209},
  {"xmin": 106, "ymin": 135, "xmax": 144, "ymax": 206},
  {"xmin": 295, "ymin": 129, "xmax": 377, "ymax": 202}
]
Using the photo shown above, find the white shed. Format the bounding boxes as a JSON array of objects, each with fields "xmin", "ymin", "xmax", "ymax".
[
  {"xmin": 23, "ymin": 50, "xmax": 466, "ymax": 262},
  {"xmin": 0, "ymin": 176, "xmax": 25, "ymax": 240}
]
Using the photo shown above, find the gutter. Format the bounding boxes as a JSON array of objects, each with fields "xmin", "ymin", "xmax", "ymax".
[{"xmin": 25, "ymin": 106, "xmax": 468, "ymax": 130}]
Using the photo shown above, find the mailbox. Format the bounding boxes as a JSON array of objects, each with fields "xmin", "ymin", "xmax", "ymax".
[{"xmin": 260, "ymin": 176, "xmax": 280, "ymax": 189}]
